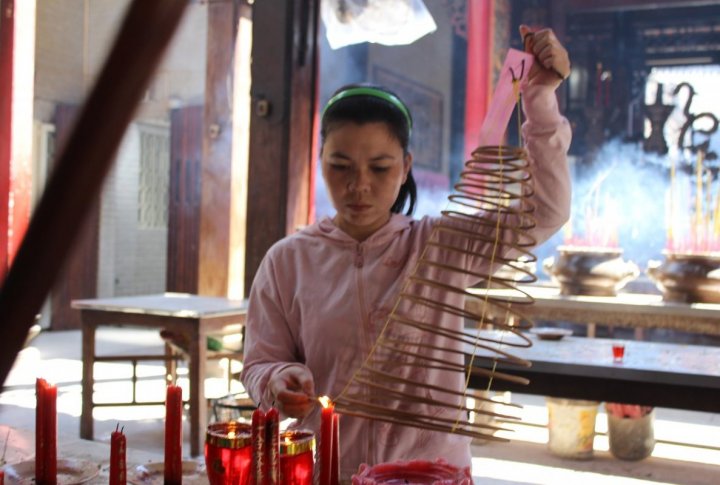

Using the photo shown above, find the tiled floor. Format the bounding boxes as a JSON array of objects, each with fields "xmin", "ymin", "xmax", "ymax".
[{"xmin": 1, "ymin": 328, "xmax": 719, "ymax": 484}]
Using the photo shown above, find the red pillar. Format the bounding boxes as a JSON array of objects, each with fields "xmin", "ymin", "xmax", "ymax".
[
  {"xmin": 464, "ymin": 0, "xmax": 494, "ymax": 159},
  {"xmin": 0, "ymin": 0, "xmax": 14, "ymax": 279},
  {"xmin": 0, "ymin": 0, "xmax": 34, "ymax": 279}
]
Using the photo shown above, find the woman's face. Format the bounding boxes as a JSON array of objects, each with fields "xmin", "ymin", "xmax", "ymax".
[{"xmin": 321, "ymin": 121, "xmax": 412, "ymax": 242}]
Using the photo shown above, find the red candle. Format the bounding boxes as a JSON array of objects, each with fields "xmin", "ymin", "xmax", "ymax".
[
  {"xmin": 35, "ymin": 378, "xmax": 57, "ymax": 485},
  {"xmin": 604, "ymin": 74, "xmax": 611, "ymax": 107},
  {"xmin": 265, "ymin": 407, "xmax": 280, "ymax": 485},
  {"xmin": 251, "ymin": 407, "xmax": 266, "ymax": 484},
  {"xmin": 1, "ymin": 468, "xmax": 5, "ymax": 485},
  {"xmin": 110, "ymin": 424, "xmax": 127, "ymax": 485},
  {"xmin": 279, "ymin": 430, "xmax": 314, "ymax": 485},
  {"xmin": 318, "ymin": 396, "xmax": 334, "ymax": 485},
  {"xmin": 595, "ymin": 63, "xmax": 602, "ymax": 107},
  {"xmin": 164, "ymin": 384, "xmax": 183, "ymax": 484},
  {"xmin": 331, "ymin": 414, "xmax": 340, "ymax": 485},
  {"xmin": 35, "ymin": 379, "xmax": 46, "ymax": 481}
]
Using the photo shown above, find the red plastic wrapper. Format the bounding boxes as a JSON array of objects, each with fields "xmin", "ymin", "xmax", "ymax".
[{"xmin": 352, "ymin": 459, "xmax": 473, "ymax": 485}]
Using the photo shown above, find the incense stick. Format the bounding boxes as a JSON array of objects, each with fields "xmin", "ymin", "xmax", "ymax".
[
  {"xmin": 333, "ymin": 144, "xmax": 538, "ymax": 441},
  {"xmin": 359, "ymin": 367, "xmax": 523, "ymax": 408},
  {"xmin": 336, "ymin": 396, "xmax": 513, "ymax": 433}
]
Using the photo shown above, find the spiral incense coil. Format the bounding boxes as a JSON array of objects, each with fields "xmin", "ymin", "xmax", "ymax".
[{"xmin": 334, "ymin": 144, "xmax": 538, "ymax": 441}]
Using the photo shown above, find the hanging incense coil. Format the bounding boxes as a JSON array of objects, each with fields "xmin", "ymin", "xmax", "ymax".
[{"xmin": 334, "ymin": 145, "xmax": 537, "ymax": 441}]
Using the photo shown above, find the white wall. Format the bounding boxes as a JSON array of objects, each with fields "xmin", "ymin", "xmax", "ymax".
[
  {"xmin": 34, "ymin": 0, "xmax": 208, "ymax": 302},
  {"xmin": 97, "ymin": 122, "xmax": 170, "ymax": 297},
  {"xmin": 367, "ymin": 2, "xmax": 455, "ymax": 178}
]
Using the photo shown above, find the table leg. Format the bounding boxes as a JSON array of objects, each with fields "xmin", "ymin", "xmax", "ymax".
[
  {"xmin": 187, "ymin": 323, "xmax": 207, "ymax": 457},
  {"xmin": 80, "ymin": 320, "xmax": 96, "ymax": 440},
  {"xmin": 165, "ymin": 341, "xmax": 177, "ymax": 384}
]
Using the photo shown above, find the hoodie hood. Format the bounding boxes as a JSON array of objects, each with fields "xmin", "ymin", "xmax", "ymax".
[{"xmin": 302, "ymin": 213, "xmax": 414, "ymax": 248}]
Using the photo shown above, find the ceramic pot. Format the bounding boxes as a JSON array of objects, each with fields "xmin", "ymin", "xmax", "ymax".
[
  {"xmin": 543, "ymin": 246, "xmax": 639, "ymax": 296},
  {"xmin": 646, "ymin": 252, "xmax": 720, "ymax": 303}
]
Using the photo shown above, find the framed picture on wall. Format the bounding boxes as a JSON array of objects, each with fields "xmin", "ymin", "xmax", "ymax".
[{"xmin": 372, "ymin": 66, "xmax": 444, "ymax": 174}]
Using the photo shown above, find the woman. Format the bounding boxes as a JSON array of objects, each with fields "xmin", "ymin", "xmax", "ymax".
[{"xmin": 242, "ymin": 25, "xmax": 572, "ymax": 479}]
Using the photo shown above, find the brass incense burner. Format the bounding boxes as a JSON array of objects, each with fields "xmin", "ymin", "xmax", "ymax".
[
  {"xmin": 543, "ymin": 246, "xmax": 639, "ymax": 296},
  {"xmin": 647, "ymin": 252, "xmax": 720, "ymax": 303}
]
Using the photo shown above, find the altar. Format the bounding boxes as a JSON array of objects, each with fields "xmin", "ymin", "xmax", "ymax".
[
  {"xmin": 466, "ymin": 285, "xmax": 720, "ymax": 337},
  {"xmin": 465, "ymin": 285, "xmax": 720, "ymax": 411},
  {"xmin": 0, "ymin": 424, "xmax": 206, "ymax": 484}
]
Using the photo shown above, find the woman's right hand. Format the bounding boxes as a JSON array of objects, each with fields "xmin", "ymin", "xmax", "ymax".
[{"xmin": 267, "ymin": 365, "xmax": 316, "ymax": 419}]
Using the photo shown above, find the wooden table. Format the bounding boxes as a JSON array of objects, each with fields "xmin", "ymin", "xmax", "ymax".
[
  {"xmin": 72, "ymin": 293, "xmax": 247, "ymax": 457},
  {"xmin": 0, "ymin": 424, "xmax": 205, "ymax": 483},
  {"xmin": 467, "ymin": 285, "xmax": 720, "ymax": 337},
  {"xmin": 467, "ymin": 331, "xmax": 720, "ymax": 412}
]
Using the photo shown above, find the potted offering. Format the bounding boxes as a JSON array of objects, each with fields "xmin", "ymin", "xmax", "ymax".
[
  {"xmin": 605, "ymin": 403, "xmax": 655, "ymax": 461},
  {"xmin": 543, "ymin": 246, "xmax": 639, "ymax": 296},
  {"xmin": 647, "ymin": 251, "xmax": 720, "ymax": 303},
  {"xmin": 352, "ymin": 459, "xmax": 472, "ymax": 484}
]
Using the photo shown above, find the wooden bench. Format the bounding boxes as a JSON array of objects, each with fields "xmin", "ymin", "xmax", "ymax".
[{"xmin": 467, "ymin": 332, "xmax": 720, "ymax": 413}]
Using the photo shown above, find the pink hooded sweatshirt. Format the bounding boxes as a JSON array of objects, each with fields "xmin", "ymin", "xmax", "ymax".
[{"xmin": 241, "ymin": 84, "xmax": 571, "ymax": 479}]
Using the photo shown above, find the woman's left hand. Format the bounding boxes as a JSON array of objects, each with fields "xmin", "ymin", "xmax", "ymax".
[{"xmin": 519, "ymin": 24, "xmax": 571, "ymax": 89}]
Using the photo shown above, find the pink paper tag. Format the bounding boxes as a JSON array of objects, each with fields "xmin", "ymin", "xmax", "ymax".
[{"xmin": 478, "ymin": 48, "xmax": 535, "ymax": 146}]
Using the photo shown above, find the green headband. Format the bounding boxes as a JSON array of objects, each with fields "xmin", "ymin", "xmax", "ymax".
[{"xmin": 322, "ymin": 86, "xmax": 413, "ymax": 135}]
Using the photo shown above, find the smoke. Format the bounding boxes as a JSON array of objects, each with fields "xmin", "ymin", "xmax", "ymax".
[
  {"xmin": 314, "ymin": 136, "xmax": 679, "ymax": 282},
  {"xmin": 538, "ymin": 139, "xmax": 671, "ymax": 274}
]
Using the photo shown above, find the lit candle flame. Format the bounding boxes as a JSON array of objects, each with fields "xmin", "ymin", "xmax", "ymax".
[
  {"xmin": 318, "ymin": 395, "xmax": 332, "ymax": 409},
  {"xmin": 284, "ymin": 436, "xmax": 292, "ymax": 444},
  {"xmin": 227, "ymin": 431, "xmax": 235, "ymax": 439}
]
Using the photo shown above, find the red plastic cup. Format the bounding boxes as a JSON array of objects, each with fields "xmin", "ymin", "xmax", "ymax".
[{"xmin": 612, "ymin": 343, "xmax": 625, "ymax": 363}]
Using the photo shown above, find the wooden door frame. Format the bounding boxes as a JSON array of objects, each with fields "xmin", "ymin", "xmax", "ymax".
[{"xmin": 244, "ymin": 0, "xmax": 320, "ymax": 294}]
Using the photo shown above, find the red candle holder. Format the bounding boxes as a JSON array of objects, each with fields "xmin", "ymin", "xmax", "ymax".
[
  {"xmin": 279, "ymin": 430, "xmax": 315, "ymax": 485},
  {"xmin": 352, "ymin": 459, "xmax": 472, "ymax": 484},
  {"xmin": 205, "ymin": 422, "xmax": 252, "ymax": 485}
]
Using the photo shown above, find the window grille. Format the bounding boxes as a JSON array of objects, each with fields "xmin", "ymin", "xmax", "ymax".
[{"xmin": 138, "ymin": 124, "xmax": 170, "ymax": 229}]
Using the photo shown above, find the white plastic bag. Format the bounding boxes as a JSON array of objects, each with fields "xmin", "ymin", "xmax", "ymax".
[{"xmin": 321, "ymin": 0, "xmax": 437, "ymax": 50}]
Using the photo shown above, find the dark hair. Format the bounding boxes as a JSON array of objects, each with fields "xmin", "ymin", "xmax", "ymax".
[{"xmin": 320, "ymin": 83, "xmax": 417, "ymax": 216}]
